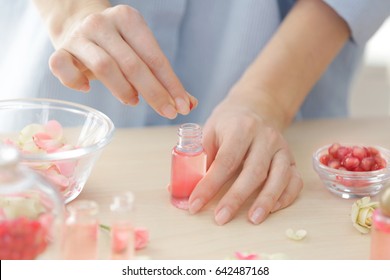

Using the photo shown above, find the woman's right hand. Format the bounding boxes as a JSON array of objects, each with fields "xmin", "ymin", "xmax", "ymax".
[{"xmin": 40, "ymin": 2, "xmax": 196, "ymax": 118}]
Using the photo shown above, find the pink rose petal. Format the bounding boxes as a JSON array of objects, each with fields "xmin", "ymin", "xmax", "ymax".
[
  {"xmin": 33, "ymin": 132, "xmax": 64, "ymax": 153},
  {"xmin": 44, "ymin": 120, "xmax": 63, "ymax": 140},
  {"xmin": 234, "ymin": 252, "xmax": 258, "ymax": 260},
  {"xmin": 54, "ymin": 161, "xmax": 76, "ymax": 177},
  {"xmin": 135, "ymin": 227, "xmax": 149, "ymax": 250},
  {"xmin": 41, "ymin": 169, "xmax": 70, "ymax": 190},
  {"xmin": 3, "ymin": 138, "xmax": 16, "ymax": 147}
]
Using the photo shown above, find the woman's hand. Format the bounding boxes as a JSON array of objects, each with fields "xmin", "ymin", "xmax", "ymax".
[
  {"xmin": 188, "ymin": 94, "xmax": 303, "ymax": 225},
  {"xmin": 36, "ymin": 1, "xmax": 195, "ymax": 118}
]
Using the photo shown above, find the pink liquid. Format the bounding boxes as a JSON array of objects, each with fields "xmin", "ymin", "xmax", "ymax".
[
  {"xmin": 370, "ymin": 210, "xmax": 390, "ymax": 260},
  {"xmin": 61, "ymin": 223, "xmax": 99, "ymax": 260},
  {"xmin": 110, "ymin": 222, "xmax": 135, "ymax": 260},
  {"xmin": 170, "ymin": 147, "xmax": 206, "ymax": 209}
]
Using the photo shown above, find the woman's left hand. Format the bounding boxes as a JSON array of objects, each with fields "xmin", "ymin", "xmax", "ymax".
[{"xmin": 188, "ymin": 94, "xmax": 303, "ymax": 225}]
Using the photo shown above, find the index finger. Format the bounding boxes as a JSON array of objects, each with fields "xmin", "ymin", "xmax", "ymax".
[
  {"xmin": 109, "ymin": 6, "xmax": 195, "ymax": 115},
  {"xmin": 188, "ymin": 131, "xmax": 252, "ymax": 214}
]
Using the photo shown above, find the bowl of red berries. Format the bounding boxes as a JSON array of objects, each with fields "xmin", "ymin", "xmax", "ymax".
[{"xmin": 312, "ymin": 143, "xmax": 390, "ymax": 199}]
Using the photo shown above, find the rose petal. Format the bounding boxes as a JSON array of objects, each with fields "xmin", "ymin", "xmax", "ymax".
[
  {"xmin": 33, "ymin": 132, "xmax": 64, "ymax": 152},
  {"xmin": 351, "ymin": 197, "xmax": 379, "ymax": 234},
  {"xmin": 41, "ymin": 169, "xmax": 70, "ymax": 188},
  {"xmin": 44, "ymin": 120, "xmax": 63, "ymax": 140},
  {"xmin": 0, "ymin": 195, "xmax": 45, "ymax": 219},
  {"xmin": 234, "ymin": 252, "xmax": 258, "ymax": 260},
  {"xmin": 3, "ymin": 138, "xmax": 16, "ymax": 146},
  {"xmin": 54, "ymin": 161, "xmax": 76, "ymax": 177},
  {"xmin": 135, "ymin": 227, "xmax": 149, "ymax": 250},
  {"xmin": 286, "ymin": 228, "xmax": 307, "ymax": 241},
  {"xmin": 19, "ymin": 123, "xmax": 45, "ymax": 144},
  {"xmin": 357, "ymin": 208, "xmax": 371, "ymax": 226}
]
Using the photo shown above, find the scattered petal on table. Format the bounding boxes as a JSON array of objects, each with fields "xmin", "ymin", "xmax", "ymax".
[
  {"xmin": 135, "ymin": 227, "xmax": 149, "ymax": 250},
  {"xmin": 351, "ymin": 196, "xmax": 379, "ymax": 234},
  {"xmin": 286, "ymin": 228, "xmax": 307, "ymax": 241},
  {"xmin": 234, "ymin": 251, "xmax": 259, "ymax": 260}
]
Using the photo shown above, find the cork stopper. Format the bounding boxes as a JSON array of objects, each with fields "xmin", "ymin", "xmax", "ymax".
[{"xmin": 380, "ymin": 186, "xmax": 390, "ymax": 217}]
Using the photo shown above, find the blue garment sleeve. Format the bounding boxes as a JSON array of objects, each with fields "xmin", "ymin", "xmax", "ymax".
[{"xmin": 323, "ymin": 0, "xmax": 390, "ymax": 45}]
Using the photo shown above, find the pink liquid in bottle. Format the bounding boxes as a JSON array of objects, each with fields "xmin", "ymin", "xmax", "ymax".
[
  {"xmin": 61, "ymin": 200, "xmax": 99, "ymax": 260},
  {"xmin": 111, "ymin": 222, "xmax": 135, "ymax": 260},
  {"xmin": 110, "ymin": 192, "xmax": 135, "ymax": 260},
  {"xmin": 62, "ymin": 223, "xmax": 99, "ymax": 260},
  {"xmin": 170, "ymin": 123, "xmax": 207, "ymax": 210},
  {"xmin": 370, "ymin": 187, "xmax": 390, "ymax": 259}
]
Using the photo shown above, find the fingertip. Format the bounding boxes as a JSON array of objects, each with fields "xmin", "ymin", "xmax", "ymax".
[
  {"xmin": 175, "ymin": 97, "xmax": 190, "ymax": 115},
  {"xmin": 161, "ymin": 103, "xmax": 178, "ymax": 119},
  {"xmin": 189, "ymin": 94, "xmax": 198, "ymax": 111},
  {"xmin": 249, "ymin": 207, "xmax": 266, "ymax": 225},
  {"xmin": 214, "ymin": 207, "xmax": 231, "ymax": 226},
  {"xmin": 188, "ymin": 198, "xmax": 204, "ymax": 214},
  {"xmin": 121, "ymin": 95, "xmax": 139, "ymax": 106},
  {"xmin": 79, "ymin": 83, "xmax": 91, "ymax": 93}
]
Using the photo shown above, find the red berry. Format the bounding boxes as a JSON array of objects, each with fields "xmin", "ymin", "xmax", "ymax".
[
  {"xmin": 0, "ymin": 216, "xmax": 50, "ymax": 260},
  {"xmin": 328, "ymin": 143, "xmax": 340, "ymax": 157},
  {"xmin": 320, "ymin": 154, "xmax": 331, "ymax": 165},
  {"xmin": 367, "ymin": 147, "xmax": 379, "ymax": 156},
  {"xmin": 336, "ymin": 146, "xmax": 351, "ymax": 160},
  {"xmin": 320, "ymin": 143, "xmax": 387, "ymax": 172},
  {"xmin": 352, "ymin": 146, "xmax": 367, "ymax": 160},
  {"xmin": 343, "ymin": 156, "xmax": 360, "ymax": 171},
  {"xmin": 328, "ymin": 159, "xmax": 341, "ymax": 169},
  {"xmin": 360, "ymin": 157, "xmax": 375, "ymax": 171},
  {"xmin": 374, "ymin": 156, "xmax": 387, "ymax": 169}
]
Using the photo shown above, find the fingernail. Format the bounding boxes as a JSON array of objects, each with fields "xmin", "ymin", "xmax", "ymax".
[
  {"xmin": 175, "ymin": 97, "xmax": 190, "ymax": 115},
  {"xmin": 123, "ymin": 96, "xmax": 139, "ymax": 106},
  {"xmin": 215, "ymin": 207, "xmax": 231, "ymax": 226},
  {"xmin": 161, "ymin": 104, "xmax": 177, "ymax": 119},
  {"xmin": 271, "ymin": 202, "xmax": 281, "ymax": 213},
  {"xmin": 250, "ymin": 208, "xmax": 265, "ymax": 225},
  {"xmin": 188, "ymin": 94, "xmax": 198, "ymax": 110},
  {"xmin": 189, "ymin": 198, "xmax": 203, "ymax": 214},
  {"xmin": 80, "ymin": 84, "xmax": 90, "ymax": 93}
]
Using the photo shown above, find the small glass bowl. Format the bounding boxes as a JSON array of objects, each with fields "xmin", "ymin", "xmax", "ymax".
[
  {"xmin": 312, "ymin": 144, "xmax": 390, "ymax": 199},
  {"xmin": 0, "ymin": 98, "xmax": 115, "ymax": 203}
]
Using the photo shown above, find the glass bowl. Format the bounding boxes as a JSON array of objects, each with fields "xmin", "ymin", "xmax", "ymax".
[
  {"xmin": 0, "ymin": 98, "xmax": 115, "ymax": 203},
  {"xmin": 312, "ymin": 144, "xmax": 390, "ymax": 199}
]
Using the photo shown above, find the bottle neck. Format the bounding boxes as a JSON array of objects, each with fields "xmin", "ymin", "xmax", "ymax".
[
  {"xmin": 67, "ymin": 200, "xmax": 99, "ymax": 224},
  {"xmin": 176, "ymin": 123, "xmax": 203, "ymax": 153}
]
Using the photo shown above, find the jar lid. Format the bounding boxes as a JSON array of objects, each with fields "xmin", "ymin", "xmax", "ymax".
[{"xmin": 380, "ymin": 186, "xmax": 390, "ymax": 217}]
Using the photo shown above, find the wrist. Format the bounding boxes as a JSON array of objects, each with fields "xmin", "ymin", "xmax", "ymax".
[{"xmin": 227, "ymin": 83, "xmax": 292, "ymax": 131}]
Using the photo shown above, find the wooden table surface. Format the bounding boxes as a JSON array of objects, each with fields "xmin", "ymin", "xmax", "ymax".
[{"xmin": 74, "ymin": 117, "xmax": 390, "ymax": 260}]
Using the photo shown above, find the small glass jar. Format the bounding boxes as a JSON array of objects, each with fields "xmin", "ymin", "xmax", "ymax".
[
  {"xmin": 110, "ymin": 192, "xmax": 135, "ymax": 260},
  {"xmin": 0, "ymin": 144, "xmax": 64, "ymax": 259},
  {"xmin": 62, "ymin": 200, "xmax": 99, "ymax": 259},
  {"xmin": 170, "ymin": 123, "xmax": 207, "ymax": 210}
]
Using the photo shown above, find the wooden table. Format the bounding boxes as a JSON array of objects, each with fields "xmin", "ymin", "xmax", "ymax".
[{"xmin": 75, "ymin": 117, "xmax": 390, "ymax": 260}]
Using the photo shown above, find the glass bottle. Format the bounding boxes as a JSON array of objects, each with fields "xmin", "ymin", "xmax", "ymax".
[
  {"xmin": 170, "ymin": 123, "xmax": 207, "ymax": 210},
  {"xmin": 0, "ymin": 144, "xmax": 64, "ymax": 260},
  {"xmin": 370, "ymin": 186, "xmax": 390, "ymax": 259},
  {"xmin": 110, "ymin": 192, "xmax": 135, "ymax": 260},
  {"xmin": 62, "ymin": 200, "xmax": 99, "ymax": 259}
]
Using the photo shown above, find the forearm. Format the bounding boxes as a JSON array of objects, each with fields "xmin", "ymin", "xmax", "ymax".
[
  {"xmin": 230, "ymin": 0, "xmax": 350, "ymax": 130},
  {"xmin": 33, "ymin": 0, "xmax": 111, "ymax": 47}
]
